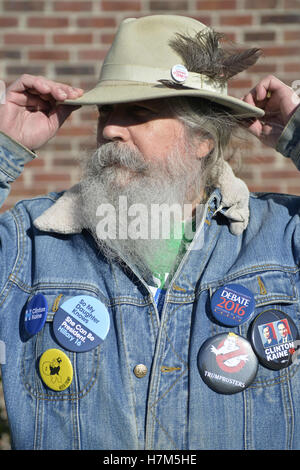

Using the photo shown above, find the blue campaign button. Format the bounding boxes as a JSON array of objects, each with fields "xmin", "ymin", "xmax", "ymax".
[
  {"xmin": 24, "ymin": 293, "xmax": 48, "ymax": 335},
  {"xmin": 53, "ymin": 295, "xmax": 110, "ymax": 352},
  {"xmin": 211, "ymin": 284, "xmax": 255, "ymax": 326}
]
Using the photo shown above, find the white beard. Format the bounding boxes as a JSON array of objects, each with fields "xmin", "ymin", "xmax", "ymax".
[{"xmin": 79, "ymin": 141, "xmax": 207, "ymax": 281}]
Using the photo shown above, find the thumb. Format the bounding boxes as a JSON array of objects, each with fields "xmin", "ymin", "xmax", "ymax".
[{"xmin": 49, "ymin": 103, "xmax": 81, "ymax": 130}]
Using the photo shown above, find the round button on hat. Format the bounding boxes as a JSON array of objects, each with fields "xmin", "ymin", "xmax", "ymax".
[
  {"xmin": 197, "ymin": 332, "xmax": 258, "ymax": 394},
  {"xmin": 211, "ymin": 284, "xmax": 255, "ymax": 327},
  {"xmin": 170, "ymin": 64, "xmax": 189, "ymax": 83},
  {"xmin": 53, "ymin": 295, "xmax": 110, "ymax": 353},
  {"xmin": 250, "ymin": 309, "xmax": 300, "ymax": 370},
  {"xmin": 39, "ymin": 348, "xmax": 73, "ymax": 391},
  {"xmin": 24, "ymin": 293, "xmax": 48, "ymax": 335}
]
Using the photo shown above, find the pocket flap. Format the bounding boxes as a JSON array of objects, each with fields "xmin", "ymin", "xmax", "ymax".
[{"xmin": 211, "ymin": 270, "xmax": 298, "ymax": 307}]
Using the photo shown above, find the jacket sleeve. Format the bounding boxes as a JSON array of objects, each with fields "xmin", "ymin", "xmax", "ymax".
[
  {"xmin": 276, "ymin": 105, "xmax": 300, "ymax": 169},
  {"xmin": 0, "ymin": 132, "xmax": 36, "ymax": 295},
  {"xmin": 0, "ymin": 131, "xmax": 36, "ymax": 208}
]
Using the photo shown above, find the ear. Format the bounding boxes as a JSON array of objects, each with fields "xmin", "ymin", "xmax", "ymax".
[{"xmin": 196, "ymin": 137, "xmax": 214, "ymax": 159}]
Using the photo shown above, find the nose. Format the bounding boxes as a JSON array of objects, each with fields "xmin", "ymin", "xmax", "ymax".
[{"xmin": 98, "ymin": 106, "xmax": 131, "ymax": 143}]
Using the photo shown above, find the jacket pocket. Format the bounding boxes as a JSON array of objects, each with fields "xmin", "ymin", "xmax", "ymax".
[
  {"xmin": 225, "ymin": 269, "xmax": 300, "ymax": 390},
  {"xmin": 21, "ymin": 288, "xmax": 105, "ymax": 401},
  {"xmin": 227, "ymin": 270, "xmax": 300, "ymax": 449}
]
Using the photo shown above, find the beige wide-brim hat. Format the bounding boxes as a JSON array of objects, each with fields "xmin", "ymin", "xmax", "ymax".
[{"xmin": 64, "ymin": 15, "xmax": 264, "ymax": 118}]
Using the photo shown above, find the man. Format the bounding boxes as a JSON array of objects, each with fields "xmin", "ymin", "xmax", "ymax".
[
  {"xmin": 277, "ymin": 321, "xmax": 293, "ymax": 344},
  {"xmin": 0, "ymin": 14, "xmax": 300, "ymax": 450}
]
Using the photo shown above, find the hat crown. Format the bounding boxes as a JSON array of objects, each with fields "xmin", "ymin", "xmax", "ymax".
[
  {"xmin": 62, "ymin": 14, "xmax": 264, "ymax": 119},
  {"xmin": 101, "ymin": 15, "xmax": 207, "ymax": 75}
]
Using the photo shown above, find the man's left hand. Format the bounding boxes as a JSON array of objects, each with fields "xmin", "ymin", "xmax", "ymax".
[{"xmin": 242, "ymin": 74, "xmax": 300, "ymax": 148}]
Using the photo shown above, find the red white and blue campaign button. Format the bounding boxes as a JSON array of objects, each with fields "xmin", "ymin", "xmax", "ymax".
[
  {"xmin": 250, "ymin": 309, "xmax": 300, "ymax": 370},
  {"xmin": 24, "ymin": 293, "xmax": 48, "ymax": 335},
  {"xmin": 53, "ymin": 296, "xmax": 110, "ymax": 352},
  {"xmin": 197, "ymin": 332, "xmax": 258, "ymax": 394},
  {"xmin": 171, "ymin": 64, "xmax": 189, "ymax": 83},
  {"xmin": 211, "ymin": 284, "xmax": 255, "ymax": 327}
]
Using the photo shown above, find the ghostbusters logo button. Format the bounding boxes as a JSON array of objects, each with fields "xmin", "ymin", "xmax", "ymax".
[
  {"xmin": 250, "ymin": 309, "xmax": 300, "ymax": 370},
  {"xmin": 39, "ymin": 348, "xmax": 73, "ymax": 391},
  {"xmin": 211, "ymin": 284, "xmax": 255, "ymax": 327},
  {"xmin": 197, "ymin": 332, "xmax": 258, "ymax": 394},
  {"xmin": 53, "ymin": 295, "xmax": 110, "ymax": 353},
  {"xmin": 24, "ymin": 293, "xmax": 48, "ymax": 335}
]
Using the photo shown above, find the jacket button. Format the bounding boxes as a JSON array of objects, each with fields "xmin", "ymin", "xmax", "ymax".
[{"xmin": 133, "ymin": 364, "xmax": 148, "ymax": 378}]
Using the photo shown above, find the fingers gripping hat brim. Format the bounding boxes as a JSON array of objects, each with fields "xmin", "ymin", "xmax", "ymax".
[{"xmin": 63, "ymin": 15, "xmax": 264, "ymax": 119}]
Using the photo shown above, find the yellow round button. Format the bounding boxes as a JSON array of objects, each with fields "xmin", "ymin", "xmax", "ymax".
[{"xmin": 39, "ymin": 348, "xmax": 73, "ymax": 391}]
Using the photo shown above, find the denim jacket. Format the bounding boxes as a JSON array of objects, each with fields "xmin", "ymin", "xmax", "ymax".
[{"xmin": 0, "ymin": 106, "xmax": 300, "ymax": 450}]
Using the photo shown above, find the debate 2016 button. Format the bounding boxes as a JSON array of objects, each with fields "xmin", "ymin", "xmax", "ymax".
[
  {"xmin": 197, "ymin": 332, "xmax": 258, "ymax": 394},
  {"xmin": 39, "ymin": 348, "xmax": 73, "ymax": 391},
  {"xmin": 250, "ymin": 309, "xmax": 300, "ymax": 370},
  {"xmin": 53, "ymin": 295, "xmax": 110, "ymax": 352},
  {"xmin": 24, "ymin": 293, "xmax": 48, "ymax": 335},
  {"xmin": 211, "ymin": 284, "xmax": 255, "ymax": 326}
]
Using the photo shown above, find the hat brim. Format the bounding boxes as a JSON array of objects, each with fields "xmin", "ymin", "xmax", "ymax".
[{"xmin": 63, "ymin": 81, "xmax": 264, "ymax": 118}]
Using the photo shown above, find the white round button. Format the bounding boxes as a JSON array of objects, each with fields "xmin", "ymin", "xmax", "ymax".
[{"xmin": 170, "ymin": 64, "xmax": 189, "ymax": 83}]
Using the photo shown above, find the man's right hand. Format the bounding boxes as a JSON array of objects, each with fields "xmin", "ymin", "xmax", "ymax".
[{"xmin": 0, "ymin": 74, "xmax": 84, "ymax": 150}]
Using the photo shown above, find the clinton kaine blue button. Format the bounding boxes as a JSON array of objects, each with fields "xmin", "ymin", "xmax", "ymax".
[
  {"xmin": 211, "ymin": 284, "xmax": 255, "ymax": 327},
  {"xmin": 25, "ymin": 293, "xmax": 48, "ymax": 335},
  {"xmin": 53, "ymin": 296, "xmax": 110, "ymax": 352}
]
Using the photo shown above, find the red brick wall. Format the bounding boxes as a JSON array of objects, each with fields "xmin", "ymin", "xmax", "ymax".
[{"xmin": 1, "ymin": 0, "xmax": 300, "ymax": 212}]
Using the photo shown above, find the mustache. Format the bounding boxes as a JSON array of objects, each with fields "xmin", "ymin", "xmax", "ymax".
[{"xmin": 91, "ymin": 142, "xmax": 150, "ymax": 174}]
